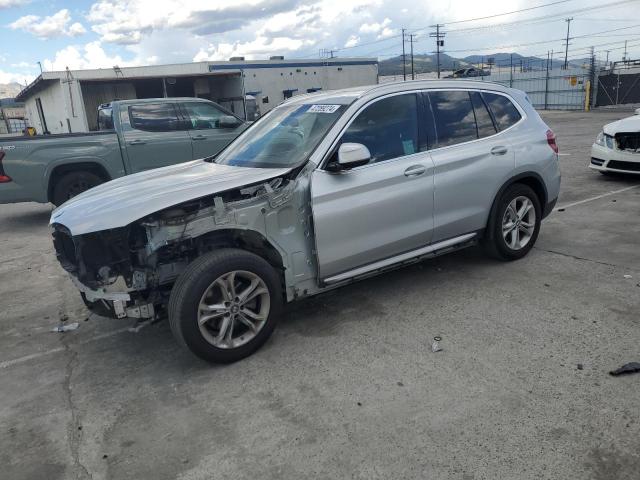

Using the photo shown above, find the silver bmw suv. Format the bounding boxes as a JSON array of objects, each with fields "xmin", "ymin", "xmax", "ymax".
[{"xmin": 50, "ymin": 80, "xmax": 561, "ymax": 363}]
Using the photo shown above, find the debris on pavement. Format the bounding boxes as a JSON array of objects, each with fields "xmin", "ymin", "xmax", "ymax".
[
  {"xmin": 431, "ymin": 336, "xmax": 443, "ymax": 353},
  {"xmin": 577, "ymin": 363, "xmax": 584, "ymax": 370},
  {"xmin": 128, "ymin": 318, "xmax": 154, "ymax": 333},
  {"xmin": 609, "ymin": 362, "xmax": 640, "ymax": 376},
  {"xmin": 623, "ymin": 274, "xmax": 633, "ymax": 279},
  {"xmin": 51, "ymin": 322, "xmax": 79, "ymax": 332}
]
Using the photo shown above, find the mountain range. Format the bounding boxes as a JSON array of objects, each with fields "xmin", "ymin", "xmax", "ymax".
[{"xmin": 378, "ymin": 52, "xmax": 595, "ymax": 76}]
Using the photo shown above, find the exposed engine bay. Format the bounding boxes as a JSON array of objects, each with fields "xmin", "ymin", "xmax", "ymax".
[{"xmin": 51, "ymin": 170, "xmax": 319, "ymax": 320}]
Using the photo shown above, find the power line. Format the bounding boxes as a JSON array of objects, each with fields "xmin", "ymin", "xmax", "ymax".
[
  {"xmin": 438, "ymin": 0, "xmax": 640, "ymax": 34},
  {"xmin": 417, "ymin": 0, "xmax": 573, "ymax": 28}
]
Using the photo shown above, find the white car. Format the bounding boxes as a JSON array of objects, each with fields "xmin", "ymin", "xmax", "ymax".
[{"xmin": 590, "ymin": 108, "xmax": 640, "ymax": 174}]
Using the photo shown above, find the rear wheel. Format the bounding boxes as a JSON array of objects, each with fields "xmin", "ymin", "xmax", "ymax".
[
  {"xmin": 168, "ymin": 249, "xmax": 283, "ymax": 363},
  {"xmin": 52, "ymin": 171, "xmax": 103, "ymax": 206},
  {"xmin": 484, "ymin": 183, "xmax": 541, "ymax": 261}
]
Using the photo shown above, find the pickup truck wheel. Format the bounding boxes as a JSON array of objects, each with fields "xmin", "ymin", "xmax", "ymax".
[
  {"xmin": 168, "ymin": 249, "xmax": 283, "ymax": 363},
  {"xmin": 484, "ymin": 183, "xmax": 541, "ymax": 261},
  {"xmin": 52, "ymin": 171, "xmax": 103, "ymax": 206}
]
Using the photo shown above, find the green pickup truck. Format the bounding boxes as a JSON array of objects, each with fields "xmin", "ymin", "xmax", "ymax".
[{"xmin": 0, "ymin": 97, "xmax": 247, "ymax": 206}]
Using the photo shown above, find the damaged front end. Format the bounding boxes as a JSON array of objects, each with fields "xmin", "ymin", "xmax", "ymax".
[{"xmin": 51, "ymin": 173, "xmax": 313, "ymax": 321}]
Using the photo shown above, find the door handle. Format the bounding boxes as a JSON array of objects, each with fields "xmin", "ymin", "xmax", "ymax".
[
  {"xmin": 404, "ymin": 165, "xmax": 427, "ymax": 177},
  {"xmin": 129, "ymin": 140, "xmax": 146, "ymax": 146},
  {"xmin": 491, "ymin": 146, "xmax": 508, "ymax": 155},
  {"xmin": 192, "ymin": 135, "xmax": 207, "ymax": 141}
]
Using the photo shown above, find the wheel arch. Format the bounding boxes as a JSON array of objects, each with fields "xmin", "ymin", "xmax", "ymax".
[
  {"xmin": 47, "ymin": 162, "xmax": 112, "ymax": 203},
  {"xmin": 194, "ymin": 228, "xmax": 285, "ymax": 274},
  {"xmin": 485, "ymin": 172, "xmax": 548, "ymax": 241}
]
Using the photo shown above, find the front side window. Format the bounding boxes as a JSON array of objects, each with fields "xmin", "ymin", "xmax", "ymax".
[
  {"xmin": 482, "ymin": 92, "xmax": 522, "ymax": 130},
  {"xmin": 183, "ymin": 102, "xmax": 228, "ymax": 130},
  {"xmin": 428, "ymin": 90, "xmax": 477, "ymax": 148},
  {"xmin": 129, "ymin": 103, "xmax": 181, "ymax": 132},
  {"xmin": 340, "ymin": 93, "xmax": 418, "ymax": 164},
  {"xmin": 215, "ymin": 103, "xmax": 347, "ymax": 168}
]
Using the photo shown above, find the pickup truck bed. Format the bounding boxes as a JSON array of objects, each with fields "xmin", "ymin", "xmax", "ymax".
[{"xmin": 0, "ymin": 97, "xmax": 246, "ymax": 206}]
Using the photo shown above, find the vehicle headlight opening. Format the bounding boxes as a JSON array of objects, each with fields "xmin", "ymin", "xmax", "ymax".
[{"xmin": 595, "ymin": 131, "xmax": 605, "ymax": 146}]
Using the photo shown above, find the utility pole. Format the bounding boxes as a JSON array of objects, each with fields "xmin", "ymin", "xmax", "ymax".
[
  {"xmin": 550, "ymin": 49, "xmax": 554, "ymax": 70},
  {"xmin": 430, "ymin": 24, "xmax": 445, "ymax": 79},
  {"xmin": 409, "ymin": 33, "xmax": 415, "ymax": 80},
  {"xmin": 402, "ymin": 28, "xmax": 406, "ymax": 81},
  {"xmin": 623, "ymin": 40, "xmax": 628, "ymax": 62},
  {"xmin": 563, "ymin": 17, "xmax": 573, "ymax": 70}
]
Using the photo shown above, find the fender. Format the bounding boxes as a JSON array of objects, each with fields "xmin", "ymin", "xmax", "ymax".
[{"xmin": 485, "ymin": 172, "xmax": 549, "ymax": 241}]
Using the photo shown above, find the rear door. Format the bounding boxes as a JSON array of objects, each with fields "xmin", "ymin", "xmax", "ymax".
[
  {"xmin": 311, "ymin": 92, "xmax": 435, "ymax": 280},
  {"xmin": 180, "ymin": 101, "xmax": 245, "ymax": 159},
  {"xmin": 122, "ymin": 102, "xmax": 192, "ymax": 173},
  {"xmin": 425, "ymin": 89, "xmax": 518, "ymax": 242}
]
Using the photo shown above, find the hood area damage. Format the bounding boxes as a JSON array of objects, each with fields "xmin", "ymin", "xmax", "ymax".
[{"xmin": 51, "ymin": 169, "xmax": 317, "ymax": 319}]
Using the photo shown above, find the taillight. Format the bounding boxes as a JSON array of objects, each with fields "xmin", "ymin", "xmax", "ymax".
[
  {"xmin": 546, "ymin": 129, "xmax": 559, "ymax": 154},
  {"xmin": 0, "ymin": 151, "xmax": 11, "ymax": 183}
]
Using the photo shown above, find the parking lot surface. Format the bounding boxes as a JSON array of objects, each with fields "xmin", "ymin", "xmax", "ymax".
[{"xmin": 1, "ymin": 109, "xmax": 639, "ymax": 480}]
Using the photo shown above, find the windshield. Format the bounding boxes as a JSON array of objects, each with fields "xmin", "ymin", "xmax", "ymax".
[{"xmin": 214, "ymin": 103, "xmax": 347, "ymax": 168}]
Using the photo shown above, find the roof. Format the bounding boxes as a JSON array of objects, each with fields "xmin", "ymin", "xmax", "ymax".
[
  {"xmin": 15, "ymin": 57, "xmax": 378, "ymax": 102},
  {"xmin": 284, "ymin": 79, "xmax": 515, "ymax": 106}
]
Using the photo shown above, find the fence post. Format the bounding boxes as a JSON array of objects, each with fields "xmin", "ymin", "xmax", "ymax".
[
  {"xmin": 544, "ymin": 51, "xmax": 550, "ymax": 110},
  {"xmin": 509, "ymin": 54, "xmax": 513, "ymax": 87},
  {"xmin": 588, "ymin": 46, "xmax": 595, "ymax": 110}
]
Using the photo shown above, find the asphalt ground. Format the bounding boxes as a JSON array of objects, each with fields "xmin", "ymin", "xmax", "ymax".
[{"xmin": 1, "ymin": 109, "xmax": 639, "ymax": 480}]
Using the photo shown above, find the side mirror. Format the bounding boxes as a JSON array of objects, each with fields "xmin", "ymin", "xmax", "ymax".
[
  {"xmin": 218, "ymin": 115, "xmax": 242, "ymax": 128},
  {"xmin": 337, "ymin": 143, "xmax": 371, "ymax": 169},
  {"xmin": 635, "ymin": 108, "xmax": 640, "ymax": 115}
]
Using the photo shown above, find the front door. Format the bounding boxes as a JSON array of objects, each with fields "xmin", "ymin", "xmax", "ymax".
[
  {"xmin": 181, "ymin": 101, "xmax": 246, "ymax": 159},
  {"xmin": 123, "ymin": 102, "xmax": 192, "ymax": 173},
  {"xmin": 311, "ymin": 93, "xmax": 435, "ymax": 280}
]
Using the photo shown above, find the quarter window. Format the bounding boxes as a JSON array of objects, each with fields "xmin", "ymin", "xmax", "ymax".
[
  {"xmin": 341, "ymin": 93, "xmax": 418, "ymax": 164},
  {"xmin": 129, "ymin": 103, "xmax": 181, "ymax": 132},
  {"xmin": 482, "ymin": 92, "xmax": 522, "ymax": 130},
  {"xmin": 470, "ymin": 92, "xmax": 497, "ymax": 138},
  {"xmin": 183, "ymin": 102, "xmax": 228, "ymax": 129},
  {"xmin": 428, "ymin": 91, "xmax": 477, "ymax": 148}
]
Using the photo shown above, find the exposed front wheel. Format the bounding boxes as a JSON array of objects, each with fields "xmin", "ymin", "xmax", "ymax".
[
  {"xmin": 484, "ymin": 183, "xmax": 541, "ymax": 261},
  {"xmin": 168, "ymin": 249, "xmax": 283, "ymax": 363}
]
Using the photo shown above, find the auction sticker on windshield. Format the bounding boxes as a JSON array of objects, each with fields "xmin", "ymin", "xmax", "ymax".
[{"xmin": 307, "ymin": 104, "xmax": 341, "ymax": 113}]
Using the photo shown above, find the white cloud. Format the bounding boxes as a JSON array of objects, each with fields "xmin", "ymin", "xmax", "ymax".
[
  {"xmin": 0, "ymin": 70, "xmax": 33, "ymax": 85},
  {"xmin": 0, "ymin": 0, "xmax": 29, "ymax": 8},
  {"xmin": 87, "ymin": 0, "xmax": 305, "ymax": 45},
  {"xmin": 194, "ymin": 36, "xmax": 315, "ymax": 62},
  {"xmin": 9, "ymin": 9, "xmax": 86, "ymax": 39},
  {"xmin": 42, "ymin": 41, "xmax": 139, "ymax": 71},
  {"xmin": 358, "ymin": 18, "xmax": 391, "ymax": 35},
  {"xmin": 344, "ymin": 35, "xmax": 360, "ymax": 48}
]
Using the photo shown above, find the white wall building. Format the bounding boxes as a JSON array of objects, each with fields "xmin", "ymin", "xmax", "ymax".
[{"xmin": 16, "ymin": 58, "xmax": 378, "ymax": 134}]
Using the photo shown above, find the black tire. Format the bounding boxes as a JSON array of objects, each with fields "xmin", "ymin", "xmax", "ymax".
[
  {"xmin": 52, "ymin": 171, "xmax": 104, "ymax": 207},
  {"xmin": 483, "ymin": 183, "xmax": 542, "ymax": 261},
  {"xmin": 168, "ymin": 248, "xmax": 283, "ymax": 363}
]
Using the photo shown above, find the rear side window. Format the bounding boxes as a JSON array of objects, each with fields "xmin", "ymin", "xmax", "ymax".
[
  {"xmin": 482, "ymin": 93, "xmax": 522, "ymax": 130},
  {"xmin": 341, "ymin": 93, "xmax": 418, "ymax": 163},
  {"xmin": 129, "ymin": 103, "xmax": 181, "ymax": 132},
  {"xmin": 470, "ymin": 92, "xmax": 497, "ymax": 138},
  {"xmin": 428, "ymin": 90, "xmax": 477, "ymax": 147}
]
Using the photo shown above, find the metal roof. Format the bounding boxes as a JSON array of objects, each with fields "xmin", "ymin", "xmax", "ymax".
[{"xmin": 15, "ymin": 57, "xmax": 378, "ymax": 102}]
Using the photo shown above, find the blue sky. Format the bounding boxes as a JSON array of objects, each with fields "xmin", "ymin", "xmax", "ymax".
[{"xmin": 1, "ymin": 0, "xmax": 640, "ymax": 85}]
